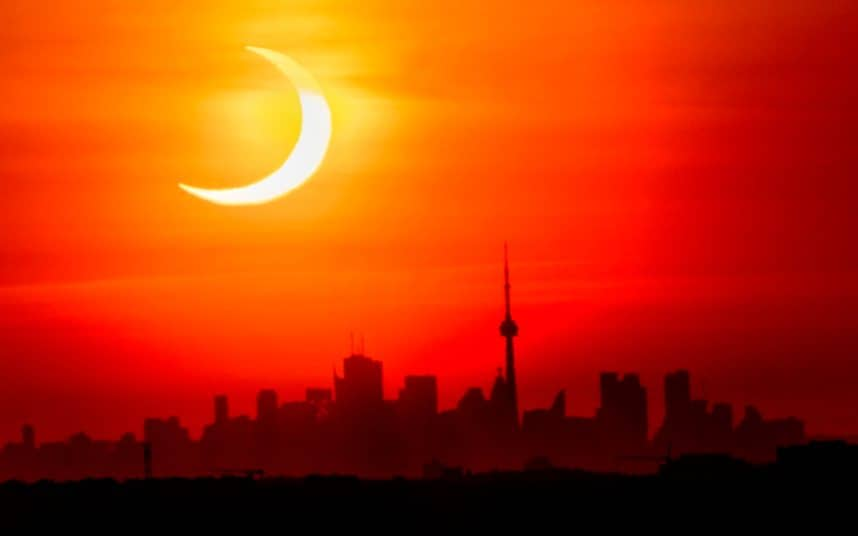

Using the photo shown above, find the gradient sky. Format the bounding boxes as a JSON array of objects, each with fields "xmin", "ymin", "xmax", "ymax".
[{"xmin": 1, "ymin": 0, "xmax": 857, "ymax": 443}]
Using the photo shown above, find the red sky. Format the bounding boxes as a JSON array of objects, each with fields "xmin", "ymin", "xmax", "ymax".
[{"xmin": 1, "ymin": 0, "xmax": 857, "ymax": 442}]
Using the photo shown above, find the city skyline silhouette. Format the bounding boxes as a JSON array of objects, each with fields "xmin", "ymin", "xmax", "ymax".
[
  {"xmin": 3, "ymin": 0, "xmax": 858, "ymax": 526},
  {"xmin": 0, "ymin": 249, "xmax": 815, "ymax": 481}
]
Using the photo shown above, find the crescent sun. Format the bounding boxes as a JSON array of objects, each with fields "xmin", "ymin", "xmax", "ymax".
[{"xmin": 178, "ymin": 46, "xmax": 332, "ymax": 206}]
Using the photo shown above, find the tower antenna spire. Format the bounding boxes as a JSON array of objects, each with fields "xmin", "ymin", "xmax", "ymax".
[{"xmin": 504, "ymin": 241, "xmax": 512, "ymax": 319}]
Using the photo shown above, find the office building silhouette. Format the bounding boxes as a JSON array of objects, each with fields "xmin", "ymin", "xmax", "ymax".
[{"xmin": 0, "ymin": 248, "xmax": 816, "ymax": 481}]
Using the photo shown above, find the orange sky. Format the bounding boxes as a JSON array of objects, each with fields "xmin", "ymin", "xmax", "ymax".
[{"xmin": 1, "ymin": 0, "xmax": 857, "ymax": 442}]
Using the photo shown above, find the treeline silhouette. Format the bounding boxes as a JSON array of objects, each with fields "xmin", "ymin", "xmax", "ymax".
[{"xmin": 1, "ymin": 443, "xmax": 856, "ymax": 526}]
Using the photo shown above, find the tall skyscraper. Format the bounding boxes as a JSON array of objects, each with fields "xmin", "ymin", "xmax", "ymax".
[
  {"xmin": 214, "ymin": 395, "xmax": 229, "ymax": 424},
  {"xmin": 598, "ymin": 373, "xmax": 648, "ymax": 447},
  {"xmin": 21, "ymin": 424, "xmax": 35, "ymax": 449},
  {"xmin": 499, "ymin": 243, "xmax": 520, "ymax": 425},
  {"xmin": 398, "ymin": 375, "xmax": 438, "ymax": 420},
  {"xmin": 256, "ymin": 389, "xmax": 279, "ymax": 421},
  {"xmin": 665, "ymin": 370, "xmax": 691, "ymax": 421},
  {"xmin": 334, "ymin": 353, "xmax": 384, "ymax": 413}
]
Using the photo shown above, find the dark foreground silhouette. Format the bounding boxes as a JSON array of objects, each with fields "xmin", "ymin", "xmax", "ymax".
[{"xmin": 1, "ymin": 442, "xmax": 855, "ymax": 527}]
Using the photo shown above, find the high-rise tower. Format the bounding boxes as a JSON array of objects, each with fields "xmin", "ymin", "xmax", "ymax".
[{"xmin": 499, "ymin": 243, "xmax": 519, "ymax": 425}]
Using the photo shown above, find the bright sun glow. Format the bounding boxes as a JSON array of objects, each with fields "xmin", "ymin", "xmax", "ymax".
[{"xmin": 178, "ymin": 46, "xmax": 333, "ymax": 206}]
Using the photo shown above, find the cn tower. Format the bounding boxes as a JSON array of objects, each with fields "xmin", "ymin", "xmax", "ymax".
[{"xmin": 499, "ymin": 243, "xmax": 519, "ymax": 424}]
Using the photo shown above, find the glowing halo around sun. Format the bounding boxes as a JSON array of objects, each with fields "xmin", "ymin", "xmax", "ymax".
[{"xmin": 178, "ymin": 46, "xmax": 332, "ymax": 206}]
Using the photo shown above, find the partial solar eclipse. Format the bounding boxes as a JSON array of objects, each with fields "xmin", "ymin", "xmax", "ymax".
[{"xmin": 179, "ymin": 46, "xmax": 332, "ymax": 206}]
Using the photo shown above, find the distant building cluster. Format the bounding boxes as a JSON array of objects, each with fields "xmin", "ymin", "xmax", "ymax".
[{"xmin": 0, "ymin": 249, "xmax": 807, "ymax": 481}]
